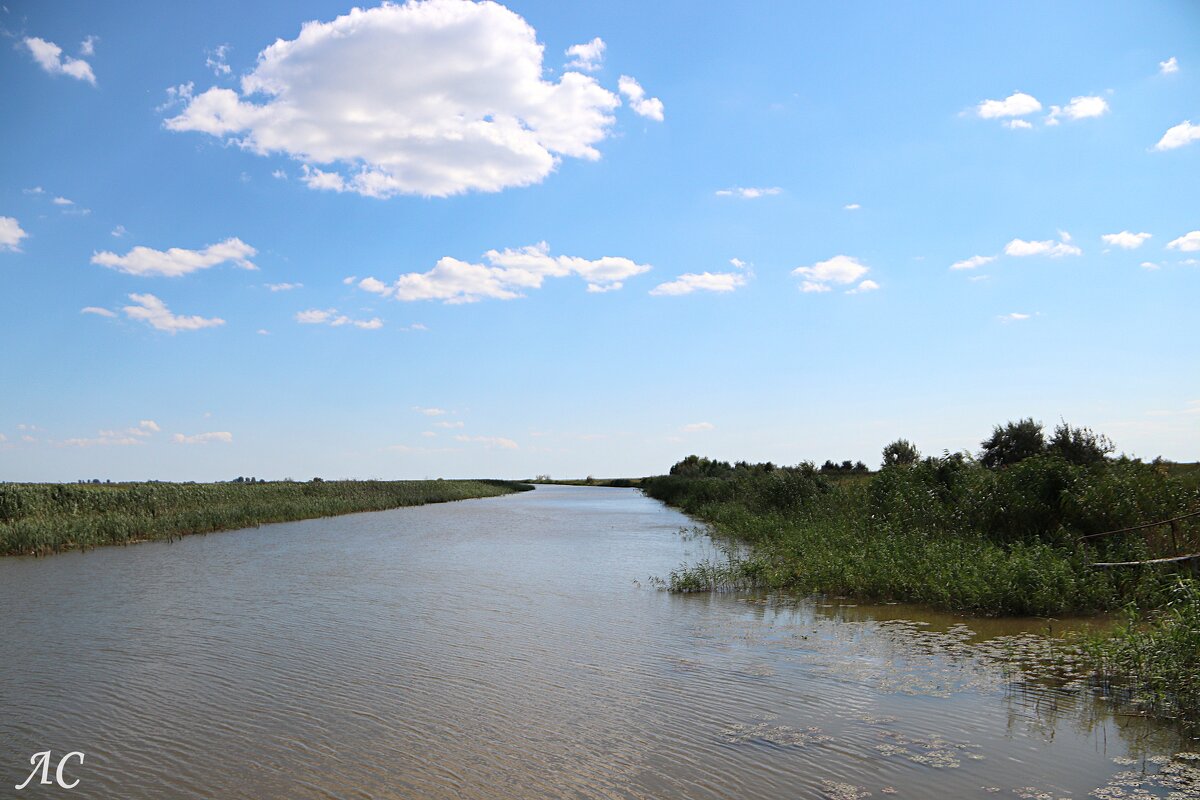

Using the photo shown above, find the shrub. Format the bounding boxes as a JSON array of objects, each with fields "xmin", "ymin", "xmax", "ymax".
[{"xmin": 980, "ymin": 418, "xmax": 1045, "ymax": 468}]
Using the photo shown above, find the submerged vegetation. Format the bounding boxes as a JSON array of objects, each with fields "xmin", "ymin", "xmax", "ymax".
[
  {"xmin": 643, "ymin": 420, "xmax": 1200, "ymax": 717},
  {"xmin": 0, "ymin": 479, "xmax": 532, "ymax": 556}
]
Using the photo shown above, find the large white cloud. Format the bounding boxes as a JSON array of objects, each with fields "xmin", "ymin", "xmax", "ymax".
[
  {"xmin": 122, "ymin": 294, "xmax": 225, "ymax": 333},
  {"xmin": 92, "ymin": 238, "xmax": 257, "ymax": 277},
  {"xmin": 23, "ymin": 37, "xmax": 96, "ymax": 85},
  {"xmin": 0, "ymin": 217, "xmax": 28, "ymax": 251},
  {"xmin": 976, "ymin": 92, "xmax": 1041, "ymax": 119},
  {"xmin": 792, "ymin": 255, "xmax": 871, "ymax": 293},
  {"xmin": 359, "ymin": 242, "xmax": 650, "ymax": 303},
  {"xmin": 650, "ymin": 271, "xmax": 746, "ymax": 296},
  {"xmin": 164, "ymin": 0, "xmax": 652, "ymax": 197},
  {"xmin": 1155, "ymin": 120, "xmax": 1200, "ymax": 151}
]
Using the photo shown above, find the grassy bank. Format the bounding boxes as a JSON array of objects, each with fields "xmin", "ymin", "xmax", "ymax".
[
  {"xmin": 641, "ymin": 422, "xmax": 1200, "ymax": 717},
  {"xmin": 0, "ymin": 479, "xmax": 532, "ymax": 556}
]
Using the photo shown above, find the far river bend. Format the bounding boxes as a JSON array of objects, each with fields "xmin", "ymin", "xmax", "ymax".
[{"xmin": 1, "ymin": 485, "xmax": 1196, "ymax": 799}]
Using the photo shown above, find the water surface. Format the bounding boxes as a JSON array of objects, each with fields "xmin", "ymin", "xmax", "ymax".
[{"xmin": 1, "ymin": 485, "xmax": 1196, "ymax": 798}]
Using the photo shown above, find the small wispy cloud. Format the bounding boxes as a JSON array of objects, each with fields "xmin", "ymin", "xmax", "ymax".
[
  {"xmin": 715, "ymin": 186, "xmax": 782, "ymax": 199},
  {"xmin": 294, "ymin": 308, "xmax": 382, "ymax": 329},
  {"xmin": 123, "ymin": 294, "xmax": 225, "ymax": 333},
  {"xmin": 565, "ymin": 37, "xmax": 605, "ymax": 72},
  {"xmin": 617, "ymin": 75, "xmax": 663, "ymax": 121},
  {"xmin": 173, "ymin": 431, "xmax": 233, "ymax": 445},
  {"xmin": 951, "ymin": 255, "xmax": 995, "ymax": 271},
  {"xmin": 1159, "ymin": 56, "xmax": 1179, "ymax": 75},
  {"xmin": 681, "ymin": 422, "xmax": 714, "ymax": 432},
  {"xmin": 455, "ymin": 434, "xmax": 518, "ymax": 450}
]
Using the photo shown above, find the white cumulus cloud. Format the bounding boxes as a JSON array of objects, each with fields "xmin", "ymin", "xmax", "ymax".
[
  {"xmin": 617, "ymin": 75, "xmax": 664, "ymax": 121},
  {"xmin": 843, "ymin": 203, "xmax": 861, "ymax": 210},
  {"xmin": 976, "ymin": 91, "xmax": 1041, "ymax": 119},
  {"xmin": 122, "ymin": 293, "xmax": 225, "ymax": 333},
  {"xmin": 650, "ymin": 271, "xmax": 747, "ymax": 296},
  {"xmin": 1045, "ymin": 95, "xmax": 1109, "ymax": 125},
  {"xmin": 23, "ymin": 36, "xmax": 96, "ymax": 85},
  {"xmin": 792, "ymin": 255, "xmax": 871, "ymax": 293},
  {"xmin": 565, "ymin": 37, "xmax": 605, "ymax": 72},
  {"xmin": 1101, "ymin": 231, "xmax": 1151, "ymax": 250},
  {"xmin": 1155, "ymin": 121, "xmax": 1200, "ymax": 151},
  {"xmin": 358, "ymin": 242, "xmax": 649, "ymax": 304},
  {"xmin": 266, "ymin": 282, "xmax": 302, "ymax": 291},
  {"xmin": 1160, "ymin": 56, "xmax": 1179, "ymax": 75},
  {"xmin": 1003, "ymin": 235, "xmax": 1082, "ymax": 258},
  {"xmin": 1004, "ymin": 119, "xmax": 1033, "ymax": 130},
  {"xmin": 92, "ymin": 238, "xmax": 257, "ymax": 277},
  {"xmin": 1167, "ymin": 231, "xmax": 1200, "ymax": 252},
  {"xmin": 847, "ymin": 279, "xmax": 880, "ymax": 294},
  {"xmin": 0, "ymin": 217, "xmax": 28, "ymax": 252},
  {"xmin": 164, "ymin": 1, "xmax": 632, "ymax": 198}
]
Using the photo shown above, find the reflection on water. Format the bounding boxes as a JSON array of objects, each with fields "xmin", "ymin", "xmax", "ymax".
[{"xmin": 0, "ymin": 485, "xmax": 1196, "ymax": 799}]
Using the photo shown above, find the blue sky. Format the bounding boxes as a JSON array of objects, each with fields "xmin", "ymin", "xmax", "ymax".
[{"xmin": 2, "ymin": 0, "xmax": 1198, "ymax": 481}]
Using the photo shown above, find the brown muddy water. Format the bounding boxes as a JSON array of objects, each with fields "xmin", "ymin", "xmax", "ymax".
[{"xmin": 1, "ymin": 485, "xmax": 1196, "ymax": 799}]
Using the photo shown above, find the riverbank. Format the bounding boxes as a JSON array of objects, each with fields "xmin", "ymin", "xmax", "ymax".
[
  {"xmin": 0, "ymin": 479, "xmax": 532, "ymax": 556},
  {"xmin": 641, "ymin": 436, "xmax": 1200, "ymax": 719}
]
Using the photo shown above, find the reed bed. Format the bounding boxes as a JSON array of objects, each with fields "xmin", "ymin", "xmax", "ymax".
[{"xmin": 0, "ymin": 479, "xmax": 532, "ymax": 556}]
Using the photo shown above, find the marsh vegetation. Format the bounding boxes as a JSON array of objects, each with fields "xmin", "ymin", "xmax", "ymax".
[
  {"xmin": 642, "ymin": 420, "xmax": 1200, "ymax": 718},
  {"xmin": 0, "ymin": 479, "xmax": 532, "ymax": 556}
]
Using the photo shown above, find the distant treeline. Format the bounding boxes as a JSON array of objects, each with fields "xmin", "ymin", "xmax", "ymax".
[
  {"xmin": 0, "ymin": 479, "xmax": 532, "ymax": 557},
  {"xmin": 641, "ymin": 419, "xmax": 1200, "ymax": 718}
]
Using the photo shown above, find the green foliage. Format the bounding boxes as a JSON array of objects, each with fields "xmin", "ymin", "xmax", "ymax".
[
  {"xmin": 1046, "ymin": 422, "xmax": 1115, "ymax": 466},
  {"xmin": 0, "ymin": 479, "xmax": 532, "ymax": 556},
  {"xmin": 881, "ymin": 439, "xmax": 920, "ymax": 468},
  {"xmin": 644, "ymin": 431, "xmax": 1199, "ymax": 615},
  {"xmin": 980, "ymin": 418, "xmax": 1045, "ymax": 468},
  {"xmin": 1090, "ymin": 579, "xmax": 1200, "ymax": 717}
]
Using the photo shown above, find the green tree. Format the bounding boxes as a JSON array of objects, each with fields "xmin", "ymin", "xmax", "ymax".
[
  {"xmin": 881, "ymin": 439, "xmax": 920, "ymax": 468},
  {"xmin": 979, "ymin": 418, "xmax": 1045, "ymax": 468},
  {"xmin": 1046, "ymin": 422, "xmax": 1114, "ymax": 466}
]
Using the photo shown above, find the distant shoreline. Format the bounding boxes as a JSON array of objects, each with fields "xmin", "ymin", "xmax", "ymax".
[{"xmin": 0, "ymin": 479, "xmax": 533, "ymax": 557}]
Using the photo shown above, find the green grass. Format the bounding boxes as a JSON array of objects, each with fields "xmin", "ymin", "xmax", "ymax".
[{"xmin": 0, "ymin": 479, "xmax": 532, "ymax": 556}]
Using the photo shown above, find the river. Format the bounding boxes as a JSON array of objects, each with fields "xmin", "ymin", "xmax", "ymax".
[{"xmin": 1, "ymin": 485, "xmax": 1195, "ymax": 798}]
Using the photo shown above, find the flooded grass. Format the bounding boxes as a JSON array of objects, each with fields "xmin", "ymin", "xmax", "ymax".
[{"xmin": 0, "ymin": 479, "xmax": 532, "ymax": 556}]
